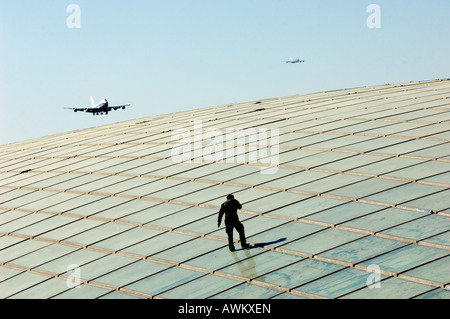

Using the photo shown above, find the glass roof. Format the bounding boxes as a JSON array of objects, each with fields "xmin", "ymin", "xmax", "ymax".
[{"xmin": 0, "ymin": 79, "xmax": 449, "ymax": 299}]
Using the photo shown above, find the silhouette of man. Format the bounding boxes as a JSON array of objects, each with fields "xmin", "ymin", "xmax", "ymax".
[{"xmin": 217, "ymin": 194, "xmax": 249, "ymax": 251}]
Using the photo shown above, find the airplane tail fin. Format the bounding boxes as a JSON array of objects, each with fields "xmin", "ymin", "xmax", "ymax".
[{"xmin": 90, "ymin": 96, "xmax": 95, "ymax": 107}]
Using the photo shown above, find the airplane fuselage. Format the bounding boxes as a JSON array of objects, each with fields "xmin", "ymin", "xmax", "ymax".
[
  {"xmin": 286, "ymin": 59, "xmax": 304, "ymax": 63},
  {"xmin": 86, "ymin": 100, "xmax": 109, "ymax": 113}
]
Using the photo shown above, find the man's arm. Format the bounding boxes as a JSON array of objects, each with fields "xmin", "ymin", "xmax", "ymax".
[{"xmin": 217, "ymin": 204, "xmax": 225, "ymax": 227}]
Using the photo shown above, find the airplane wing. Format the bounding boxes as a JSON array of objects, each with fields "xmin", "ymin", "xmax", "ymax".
[
  {"xmin": 107, "ymin": 104, "xmax": 131, "ymax": 111},
  {"xmin": 64, "ymin": 107, "xmax": 88, "ymax": 112}
]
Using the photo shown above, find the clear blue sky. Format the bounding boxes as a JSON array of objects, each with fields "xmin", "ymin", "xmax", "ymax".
[{"xmin": 1, "ymin": 0, "xmax": 449, "ymax": 145}]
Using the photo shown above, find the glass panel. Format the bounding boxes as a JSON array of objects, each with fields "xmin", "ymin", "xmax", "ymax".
[
  {"xmin": 385, "ymin": 161, "xmax": 450, "ymax": 180},
  {"xmin": 317, "ymin": 154, "xmax": 387, "ymax": 172},
  {"xmin": 93, "ymin": 259, "xmax": 171, "ymax": 288},
  {"xmin": 341, "ymin": 208, "xmax": 423, "ymax": 233},
  {"xmin": 64, "ymin": 223, "xmax": 134, "ymax": 247},
  {"xmin": 341, "ymin": 277, "xmax": 434, "ymax": 299},
  {"xmin": 319, "ymin": 236, "xmax": 408, "ymax": 264},
  {"xmin": 93, "ymin": 177, "xmax": 160, "ymax": 195},
  {"xmin": 74, "ymin": 254, "xmax": 136, "ymax": 281},
  {"xmin": 123, "ymin": 266, "xmax": 204, "ymax": 296},
  {"xmin": 120, "ymin": 179, "xmax": 186, "ymax": 198},
  {"xmin": 10, "ymin": 243, "xmax": 78, "ymax": 269},
  {"xmin": 257, "ymin": 171, "xmax": 307, "ymax": 190},
  {"xmin": 40, "ymin": 218, "xmax": 106, "ymax": 242},
  {"xmin": 44, "ymin": 194, "xmax": 106, "ymax": 214},
  {"xmin": 45, "ymin": 173, "xmax": 107, "ymax": 190},
  {"xmin": 284, "ymin": 151, "xmax": 354, "ymax": 169},
  {"xmin": 268, "ymin": 196, "xmax": 348, "ymax": 219},
  {"xmin": 292, "ymin": 174, "xmax": 369, "ymax": 194},
  {"xmin": 295, "ymin": 268, "xmax": 388, "ymax": 299},
  {"xmin": 280, "ymin": 228, "xmax": 365, "ymax": 256},
  {"xmin": 402, "ymin": 190, "xmax": 450, "ymax": 212},
  {"xmin": 193, "ymin": 164, "xmax": 260, "ymax": 183},
  {"xmin": 304, "ymin": 201, "xmax": 386, "ymax": 225},
  {"xmin": 0, "ymin": 271, "xmax": 50, "ymax": 298},
  {"xmin": 121, "ymin": 202, "xmax": 187, "ymax": 225},
  {"xmin": 218, "ymin": 250, "xmax": 303, "ymax": 280},
  {"xmin": 0, "ymin": 190, "xmax": 56, "ymax": 210},
  {"xmin": 284, "ymin": 171, "xmax": 335, "ymax": 192},
  {"xmin": 185, "ymin": 246, "xmax": 264, "ymax": 272},
  {"xmin": 359, "ymin": 245, "xmax": 449, "ymax": 274},
  {"xmin": 65, "ymin": 196, "xmax": 132, "ymax": 218},
  {"xmin": 1, "ymin": 172, "xmax": 49, "ymax": 188},
  {"xmin": 148, "ymin": 162, "xmax": 208, "ymax": 177},
  {"xmin": 94, "ymin": 199, "xmax": 160, "ymax": 220},
  {"xmin": 0, "ymin": 266, "xmax": 23, "ymax": 282},
  {"xmin": 374, "ymin": 140, "xmax": 445, "ymax": 156},
  {"xmin": 96, "ymin": 158, "xmax": 165, "ymax": 175},
  {"xmin": 407, "ymin": 144, "xmax": 450, "ymax": 159},
  {"xmin": 211, "ymin": 283, "xmax": 281, "ymax": 299},
  {"xmin": 415, "ymin": 289, "xmax": 450, "ymax": 299},
  {"xmin": 338, "ymin": 136, "xmax": 407, "ymax": 153},
  {"xmin": 327, "ymin": 178, "xmax": 408, "ymax": 199},
  {"xmin": 69, "ymin": 175, "xmax": 133, "ymax": 193},
  {"xmin": 333, "ymin": 121, "xmax": 393, "ymax": 134},
  {"xmin": 363, "ymin": 122, "xmax": 428, "ymax": 136},
  {"xmin": 241, "ymin": 216, "xmax": 289, "ymax": 238},
  {"xmin": 29, "ymin": 174, "xmax": 84, "ymax": 191},
  {"xmin": 421, "ymin": 231, "xmax": 450, "ymax": 247},
  {"xmin": 253, "ymin": 258, "xmax": 344, "ymax": 290},
  {"xmin": 151, "ymin": 206, "xmax": 215, "ymax": 229},
  {"xmin": 314, "ymin": 135, "xmax": 378, "ymax": 150},
  {"xmin": 100, "ymin": 291, "xmax": 143, "ymax": 299},
  {"xmin": 245, "ymin": 221, "xmax": 325, "ymax": 248},
  {"xmin": 346, "ymin": 157, "xmax": 427, "ymax": 176},
  {"xmin": 403, "ymin": 255, "xmax": 450, "ymax": 286},
  {"xmin": 380, "ymin": 215, "xmax": 450, "ymax": 241},
  {"xmin": 227, "ymin": 168, "xmax": 299, "ymax": 187},
  {"xmin": 14, "ymin": 214, "xmax": 81, "ymax": 238},
  {"xmin": 17, "ymin": 192, "xmax": 81, "ymax": 212},
  {"xmin": 421, "ymin": 171, "xmax": 450, "ymax": 187},
  {"xmin": 9, "ymin": 276, "xmax": 70, "ymax": 299},
  {"xmin": 362, "ymin": 183, "xmax": 445, "ymax": 206},
  {"xmin": 92, "ymin": 226, "xmax": 164, "ymax": 251},
  {"xmin": 281, "ymin": 133, "xmax": 340, "ymax": 149},
  {"xmin": 77, "ymin": 157, "xmax": 136, "ymax": 173},
  {"xmin": 156, "ymin": 274, "xmax": 240, "ymax": 299},
  {"xmin": 396, "ymin": 124, "xmax": 450, "ymax": 138},
  {"xmin": 0, "ymin": 235, "xmax": 26, "ymax": 250},
  {"xmin": 37, "ymin": 247, "xmax": 107, "ymax": 275},
  {"xmin": 242, "ymin": 191, "xmax": 309, "ymax": 215},
  {"xmin": 0, "ymin": 211, "xmax": 52, "ymax": 234},
  {"xmin": 121, "ymin": 232, "xmax": 195, "ymax": 258},
  {"xmin": 173, "ymin": 162, "xmax": 234, "ymax": 179},
  {"xmin": 152, "ymin": 237, "xmax": 225, "ymax": 264},
  {"xmin": 278, "ymin": 149, "xmax": 323, "ymax": 165},
  {"xmin": 173, "ymin": 184, "xmax": 245, "ymax": 205},
  {"xmin": 226, "ymin": 188, "xmax": 279, "ymax": 205},
  {"xmin": 52, "ymin": 283, "xmax": 111, "ymax": 299},
  {"xmin": 272, "ymin": 292, "xmax": 306, "ymax": 299}
]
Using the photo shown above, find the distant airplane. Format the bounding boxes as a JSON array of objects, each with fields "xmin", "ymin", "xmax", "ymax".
[
  {"xmin": 284, "ymin": 57, "xmax": 305, "ymax": 64},
  {"xmin": 65, "ymin": 96, "xmax": 130, "ymax": 115}
]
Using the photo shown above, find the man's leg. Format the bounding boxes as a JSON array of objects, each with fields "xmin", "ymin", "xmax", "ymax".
[
  {"xmin": 235, "ymin": 222, "xmax": 249, "ymax": 248},
  {"xmin": 225, "ymin": 224, "xmax": 235, "ymax": 251}
]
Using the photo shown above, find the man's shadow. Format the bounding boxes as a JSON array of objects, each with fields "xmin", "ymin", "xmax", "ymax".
[{"xmin": 234, "ymin": 237, "xmax": 287, "ymax": 251}]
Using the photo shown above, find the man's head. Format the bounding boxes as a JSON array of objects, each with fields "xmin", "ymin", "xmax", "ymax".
[{"xmin": 226, "ymin": 194, "xmax": 234, "ymax": 200}]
